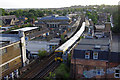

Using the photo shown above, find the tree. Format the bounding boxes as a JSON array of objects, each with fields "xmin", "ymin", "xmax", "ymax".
[
  {"xmin": 38, "ymin": 50, "xmax": 48, "ymax": 59},
  {"xmin": 55, "ymin": 63, "xmax": 70, "ymax": 79}
]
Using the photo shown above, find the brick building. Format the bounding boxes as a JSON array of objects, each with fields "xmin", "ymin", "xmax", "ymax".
[
  {"xmin": 71, "ymin": 36, "xmax": 120, "ymax": 79},
  {"xmin": 0, "ymin": 31, "xmax": 28, "ymax": 79}
]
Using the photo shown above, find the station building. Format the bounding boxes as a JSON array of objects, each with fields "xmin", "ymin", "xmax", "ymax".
[
  {"xmin": 0, "ymin": 31, "xmax": 28, "ymax": 79},
  {"xmin": 71, "ymin": 35, "xmax": 120, "ymax": 79},
  {"xmin": 36, "ymin": 15, "xmax": 71, "ymax": 28},
  {"xmin": 35, "ymin": 15, "xmax": 71, "ymax": 35}
]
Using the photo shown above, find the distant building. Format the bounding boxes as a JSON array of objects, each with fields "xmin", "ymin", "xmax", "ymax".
[
  {"xmin": 0, "ymin": 31, "xmax": 28, "ymax": 79},
  {"xmin": 35, "ymin": 15, "xmax": 71, "ymax": 30},
  {"xmin": 0, "ymin": 15, "xmax": 18, "ymax": 27},
  {"xmin": 98, "ymin": 13, "xmax": 108, "ymax": 24},
  {"xmin": 71, "ymin": 34, "xmax": 120, "ymax": 79}
]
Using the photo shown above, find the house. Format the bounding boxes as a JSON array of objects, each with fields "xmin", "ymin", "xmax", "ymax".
[
  {"xmin": 98, "ymin": 13, "xmax": 108, "ymax": 24},
  {"xmin": 71, "ymin": 34, "xmax": 120, "ymax": 79},
  {"xmin": 0, "ymin": 31, "xmax": 28, "ymax": 79},
  {"xmin": 0, "ymin": 15, "xmax": 18, "ymax": 27},
  {"xmin": 94, "ymin": 24, "xmax": 111, "ymax": 38}
]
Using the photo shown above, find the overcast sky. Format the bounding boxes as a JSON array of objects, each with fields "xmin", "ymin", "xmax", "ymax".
[{"xmin": 0, "ymin": 0, "xmax": 120, "ymax": 8}]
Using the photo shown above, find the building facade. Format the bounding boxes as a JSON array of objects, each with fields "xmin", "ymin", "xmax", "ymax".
[
  {"xmin": 71, "ymin": 34, "xmax": 120, "ymax": 79},
  {"xmin": 0, "ymin": 32, "xmax": 28, "ymax": 79},
  {"xmin": 0, "ymin": 15, "xmax": 18, "ymax": 27},
  {"xmin": 35, "ymin": 15, "xmax": 71, "ymax": 30}
]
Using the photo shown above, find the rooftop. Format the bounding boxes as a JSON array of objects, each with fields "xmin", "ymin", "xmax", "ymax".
[
  {"xmin": 49, "ymin": 38, "xmax": 60, "ymax": 43},
  {"xmin": 95, "ymin": 25, "xmax": 105, "ymax": 30},
  {"xmin": 0, "ymin": 15, "xmax": 16, "ymax": 20},
  {"xmin": 73, "ymin": 50, "xmax": 120, "ymax": 63},
  {"xmin": 12, "ymin": 27, "xmax": 38, "ymax": 32},
  {"xmin": 0, "ymin": 34, "xmax": 20, "ymax": 48},
  {"xmin": 40, "ymin": 15, "xmax": 70, "ymax": 21},
  {"xmin": 75, "ymin": 38, "xmax": 110, "ymax": 51}
]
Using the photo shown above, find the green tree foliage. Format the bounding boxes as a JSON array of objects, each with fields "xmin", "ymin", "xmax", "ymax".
[
  {"xmin": 86, "ymin": 11, "xmax": 98, "ymax": 24},
  {"xmin": 45, "ymin": 72, "xmax": 56, "ymax": 80},
  {"xmin": 38, "ymin": 50, "xmax": 48, "ymax": 59},
  {"xmin": 9, "ymin": 9, "xmax": 44, "ymax": 19},
  {"xmin": 1, "ymin": 8, "xmax": 9, "ymax": 16},
  {"xmin": 112, "ymin": 8, "xmax": 120, "ymax": 33},
  {"xmin": 60, "ymin": 34, "xmax": 66, "ymax": 43},
  {"xmin": 55, "ymin": 63, "xmax": 70, "ymax": 79}
]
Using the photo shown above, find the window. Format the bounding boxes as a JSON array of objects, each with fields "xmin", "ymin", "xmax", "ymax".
[
  {"xmin": 2, "ymin": 63, "xmax": 9, "ymax": 72},
  {"xmin": 85, "ymin": 51, "xmax": 90, "ymax": 59},
  {"xmin": 93, "ymin": 52, "xmax": 98, "ymax": 59},
  {"xmin": 114, "ymin": 69, "xmax": 120, "ymax": 78},
  {"xmin": 14, "ymin": 44, "xmax": 20, "ymax": 49},
  {"xmin": 2, "ymin": 48, "xmax": 7, "ymax": 54}
]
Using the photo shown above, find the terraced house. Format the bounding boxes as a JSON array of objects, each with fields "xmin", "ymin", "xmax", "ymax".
[
  {"xmin": 71, "ymin": 33, "xmax": 120, "ymax": 79},
  {"xmin": 0, "ymin": 31, "xmax": 28, "ymax": 79}
]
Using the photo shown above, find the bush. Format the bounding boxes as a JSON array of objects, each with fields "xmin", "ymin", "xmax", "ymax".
[
  {"xmin": 38, "ymin": 50, "xmax": 48, "ymax": 59},
  {"xmin": 55, "ymin": 63, "xmax": 70, "ymax": 79}
]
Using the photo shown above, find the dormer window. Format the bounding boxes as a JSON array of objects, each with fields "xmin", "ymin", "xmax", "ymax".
[
  {"xmin": 93, "ymin": 52, "xmax": 98, "ymax": 59},
  {"xmin": 85, "ymin": 51, "xmax": 90, "ymax": 59}
]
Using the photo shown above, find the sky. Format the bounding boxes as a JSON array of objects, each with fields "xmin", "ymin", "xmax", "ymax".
[{"xmin": 0, "ymin": 0, "xmax": 120, "ymax": 8}]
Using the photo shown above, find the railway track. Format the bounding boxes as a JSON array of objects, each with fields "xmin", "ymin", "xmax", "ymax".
[
  {"xmin": 19, "ymin": 16, "xmax": 85, "ymax": 80},
  {"xmin": 32, "ymin": 61, "xmax": 59, "ymax": 79},
  {"xmin": 20, "ymin": 53, "xmax": 56, "ymax": 79}
]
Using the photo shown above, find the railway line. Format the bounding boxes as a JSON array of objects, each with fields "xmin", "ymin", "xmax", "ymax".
[
  {"xmin": 21, "ymin": 53, "xmax": 56, "ymax": 79},
  {"xmin": 32, "ymin": 61, "xmax": 59, "ymax": 79},
  {"xmin": 19, "ymin": 16, "xmax": 85, "ymax": 79}
]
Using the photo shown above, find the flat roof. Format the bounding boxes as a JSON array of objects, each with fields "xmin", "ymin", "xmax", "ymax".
[
  {"xmin": 0, "ymin": 34, "xmax": 20, "ymax": 44},
  {"xmin": 75, "ymin": 44, "xmax": 109, "ymax": 51},
  {"xmin": 49, "ymin": 38, "xmax": 60, "ymax": 43},
  {"xmin": 75, "ymin": 38, "xmax": 110, "ymax": 51},
  {"xmin": 12, "ymin": 27, "xmax": 38, "ymax": 32},
  {"xmin": 78, "ymin": 38, "xmax": 110, "ymax": 45},
  {"xmin": 95, "ymin": 25, "xmax": 105, "ymax": 29}
]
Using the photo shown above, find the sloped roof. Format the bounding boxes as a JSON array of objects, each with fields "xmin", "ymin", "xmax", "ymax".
[
  {"xmin": 40, "ymin": 15, "xmax": 70, "ymax": 21},
  {"xmin": 5, "ymin": 19, "xmax": 12, "ymax": 24},
  {"xmin": 73, "ymin": 49, "xmax": 120, "ymax": 63}
]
